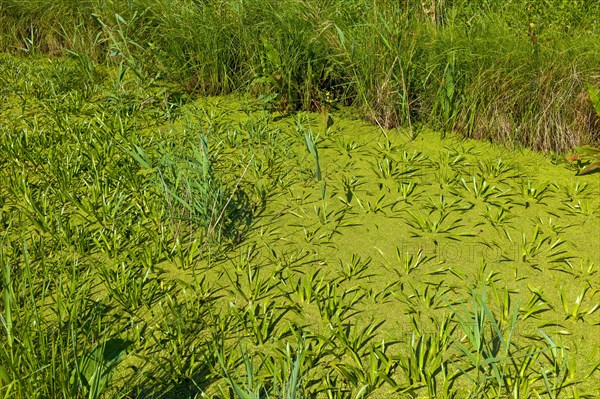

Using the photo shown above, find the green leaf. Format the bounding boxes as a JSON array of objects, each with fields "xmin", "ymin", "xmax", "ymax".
[
  {"xmin": 225, "ymin": 377, "xmax": 255, "ymax": 399},
  {"xmin": 122, "ymin": 143, "xmax": 153, "ymax": 169},
  {"xmin": 262, "ymin": 38, "xmax": 281, "ymax": 70},
  {"xmin": 586, "ymin": 83, "xmax": 600, "ymax": 117},
  {"xmin": 305, "ymin": 132, "xmax": 321, "ymax": 181},
  {"xmin": 335, "ymin": 25, "xmax": 346, "ymax": 48},
  {"xmin": 76, "ymin": 338, "xmax": 131, "ymax": 399}
]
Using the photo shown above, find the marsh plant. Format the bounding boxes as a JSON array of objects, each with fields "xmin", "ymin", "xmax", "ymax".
[{"xmin": 129, "ymin": 132, "xmax": 250, "ymax": 247}]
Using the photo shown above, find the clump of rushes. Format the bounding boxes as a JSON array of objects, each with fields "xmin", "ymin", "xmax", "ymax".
[
  {"xmin": 2, "ymin": 0, "xmax": 600, "ymax": 151},
  {"xmin": 127, "ymin": 133, "xmax": 245, "ymax": 246}
]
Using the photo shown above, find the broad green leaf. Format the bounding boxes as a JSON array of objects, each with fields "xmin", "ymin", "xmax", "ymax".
[
  {"xmin": 586, "ymin": 83, "xmax": 600, "ymax": 117},
  {"xmin": 77, "ymin": 338, "xmax": 131, "ymax": 399}
]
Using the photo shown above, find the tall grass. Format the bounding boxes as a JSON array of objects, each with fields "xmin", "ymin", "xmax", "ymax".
[{"xmin": 1, "ymin": 0, "xmax": 599, "ymax": 150}]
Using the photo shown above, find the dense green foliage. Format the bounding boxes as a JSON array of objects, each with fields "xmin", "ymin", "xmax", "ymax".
[
  {"xmin": 1, "ymin": 0, "xmax": 599, "ymax": 150},
  {"xmin": 1, "ymin": 54, "xmax": 599, "ymax": 398},
  {"xmin": 1, "ymin": 1, "xmax": 600, "ymax": 398}
]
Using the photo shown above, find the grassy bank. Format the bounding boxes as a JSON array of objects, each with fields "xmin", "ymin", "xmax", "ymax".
[
  {"xmin": 1, "ymin": 0, "xmax": 599, "ymax": 151},
  {"xmin": 1, "ymin": 53, "xmax": 599, "ymax": 398}
]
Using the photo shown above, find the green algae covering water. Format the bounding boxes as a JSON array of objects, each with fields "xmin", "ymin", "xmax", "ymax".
[{"xmin": 0, "ymin": 55, "xmax": 598, "ymax": 398}]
